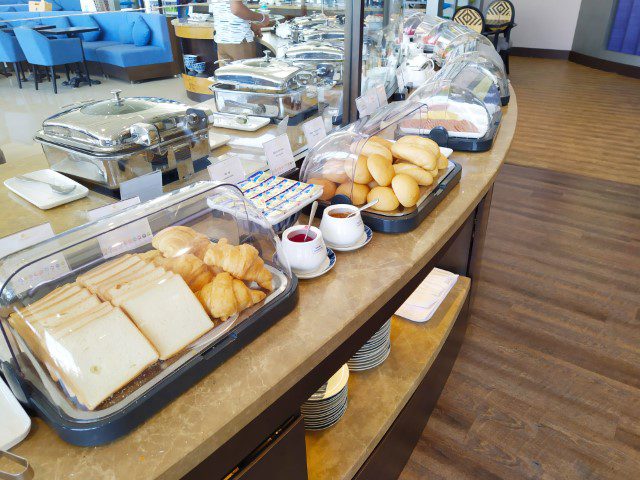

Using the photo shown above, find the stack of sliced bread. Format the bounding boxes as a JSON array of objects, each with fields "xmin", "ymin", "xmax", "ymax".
[{"xmin": 9, "ymin": 252, "xmax": 215, "ymax": 410}]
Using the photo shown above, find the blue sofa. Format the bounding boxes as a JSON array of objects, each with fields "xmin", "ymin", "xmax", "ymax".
[{"xmin": 0, "ymin": 10, "xmax": 179, "ymax": 81}]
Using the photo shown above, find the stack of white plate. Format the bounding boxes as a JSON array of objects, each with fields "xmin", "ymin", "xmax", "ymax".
[
  {"xmin": 302, "ymin": 364, "xmax": 349, "ymax": 431},
  {"xmin": 348, "ymin": 319, "xmax": 391, "ymax": 372}
]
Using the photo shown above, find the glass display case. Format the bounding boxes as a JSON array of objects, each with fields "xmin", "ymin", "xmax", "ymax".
[
  {"xmin": 407, "ymin": 75, "xmax": 502, "ymax": 151},
  {"xmin": 300, "ymin": 101, "xmax": 461, "ymax": 233},
  {"xmin": 0, "ymin": 182, "xmax": 297, "ymax": 446},
  {"xmin": 435, "ymin": 31, "xmax": 503, "ymax": 70},
  {"xmin": 438, "ymin": 51, "xmax": 510, "ymax": 106},
  {"xmin": 430, "ymin": 21, "xmax": 477, "ymax": 66}
]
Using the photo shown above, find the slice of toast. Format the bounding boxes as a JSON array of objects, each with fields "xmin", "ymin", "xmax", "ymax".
[
  {"xmin": 107, "ymin": 268, "xmax": 170, "ymax": 306},
  {"xmin": 121, "ymin": 274, "xmax": 214, "ymax": 360},
  {"xmin": 93, "ymin": 262, "xmax": 156, "ymax": 301},
  {"xmin": 77, "ymin": 256, "xmax": 142, "ymax": 292},
  {"xmin": 52, "ymin": 307, "xmax": 159, "ymax": 410}
]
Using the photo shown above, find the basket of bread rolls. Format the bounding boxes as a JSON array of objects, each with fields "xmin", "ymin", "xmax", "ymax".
[{"xmin": 301, "ymin": 133, "xmax": 461, "ymax": 233}]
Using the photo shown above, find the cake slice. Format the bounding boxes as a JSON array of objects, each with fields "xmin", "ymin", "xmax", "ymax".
[
  {"xmin": 51, "ymin": 307, "xmax": 159, "ymax": 410},
  {"xmin": 120, "ymin": 273, "xmax": 214, "ymax": 360}
]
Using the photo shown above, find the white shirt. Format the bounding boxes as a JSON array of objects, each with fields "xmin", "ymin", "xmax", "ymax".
[{"xmin": 210, "ymin": 0, "xmax": 254, "ymax": 44}]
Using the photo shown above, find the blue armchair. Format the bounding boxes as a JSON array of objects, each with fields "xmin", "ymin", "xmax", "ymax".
[
  {"xmin": 14, "ymin": 26, "xmax": 89, "ymax": 93},
  {"xmin": 0, "ymin": 30, "xmax": 26, "ymax": 88}
]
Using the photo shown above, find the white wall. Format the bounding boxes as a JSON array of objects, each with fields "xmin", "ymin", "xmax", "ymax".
[{"xmin": 509, "ymin": 0, "xmax": 582, "ymax": 51}]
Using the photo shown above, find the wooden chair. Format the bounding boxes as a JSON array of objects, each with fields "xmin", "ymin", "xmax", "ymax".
[
  {"xmin": 453, "ymin": 6, "xmax": 486, "ymax": 34},
  {"xmin": 484, "ymin": 0, "xmax": 515, "ymax": 74}
]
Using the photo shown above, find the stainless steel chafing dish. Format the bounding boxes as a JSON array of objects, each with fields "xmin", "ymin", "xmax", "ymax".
[
  {"xmin": 208, "ymin": 53, "xmax": 318, "ymax": 121},
  {"xmin": 302, "ymin": 25, "xmax": 345, "ymax": 43},
  {"xmin": 35, "ymin": 91, "xmax": 212, "ymax": 190},
  {"xmin": 283, "ymin": 41, "xmax": 344, "ymax": 84}
]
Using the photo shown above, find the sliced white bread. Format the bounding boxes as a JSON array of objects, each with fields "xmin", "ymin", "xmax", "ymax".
[
  {"xmin": 52, "ymin": 307, "xmax": 159, "ymax": 410},
  {"xmin": 20, "ymin": 289, "xmax": 93, "ymax": 326},
  {"xmin": 93, "ymin": 262, "xmax": 156, "ymax": 301},
  {"xmin": 107, "ymin": 268, "xmax": 170, "ymax": 307},
  {"xmin": 77, "ymin": 256, "xmax": 142, "ymax": 293},
  {"xmin": 120, "ymin": 274, "xmax": 214, "ymax": 360},
  {"xmin": 12, "ymin": 284, "xmax": 84, "ymax": 318}
]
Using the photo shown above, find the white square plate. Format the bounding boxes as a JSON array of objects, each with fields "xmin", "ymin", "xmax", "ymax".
[
  {"xmin": 0, "ymin": 378, "xmax": 31, "ymax": 450},
  {"xmin": 4, "ymin": 169, "xmax": 88, "ymax": 210}
]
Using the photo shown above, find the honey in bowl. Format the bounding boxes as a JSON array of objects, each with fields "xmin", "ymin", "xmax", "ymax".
[{"xmin": 328, "ymin": 210, "xmax": 353, "ymax": 219}]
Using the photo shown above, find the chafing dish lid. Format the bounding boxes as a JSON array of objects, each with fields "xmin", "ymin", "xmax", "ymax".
[
  {"xmin": 213, "ymin": 56, "xmax": 303, "ymax": 91},
  {"xmin": 37, "ymin": 91, "xmax": 208, "ymax": 152},
  {"xmin": 284, "ymin": 42, "xmax": 344, "ymax": 61}
]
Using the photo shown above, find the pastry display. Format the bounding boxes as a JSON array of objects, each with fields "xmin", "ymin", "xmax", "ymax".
[
  {"xmin": 7, "ymin": 225, "xmax": 275, "ymax": 410},
  {"xmin": 151, "ymin": 226, "xmax": 211, "ymax": 259},
  {"xmin": 196, "ymin": 273, "xmax": 267, "ymax": 320},
  {"xmin": 306, "ymin": 134, "xmax": 449, "ymax": 211},
  {"xmin": 203, "ymin": 238, "xmax": 273, "ymax": 291}
]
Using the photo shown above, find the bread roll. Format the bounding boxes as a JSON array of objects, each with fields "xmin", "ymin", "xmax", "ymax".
[
  {"xmin": 367, "ymin": 186, "xmax": 399, "ymax": 212},
  {"xmin": 344, "ymin": 155, "xmax": 373, "ymax": 184},
  {"xmin": 437, "ymin": 153, "xmax": 449, "ymax": 169},
  {"xmin": 393, "ymin": 163, "xmax": 434, "ymax": 186},
  {"xmin": 396, "ymin": 135, "xmax": 440, "ymax": 157},
  {"xmin": 336, "ymin": 182, "xmax": 370, "ymax": 205},
  {"xmin": 390, "ymin": 143, "xmax": 437, "ymax": 170},
  {"xmin": 322, "ymin": 159, "xmax": 350, "ymax": 183},
  {"xmin": 308, "ymin": 177, "xmax": 337, "ymax": 201},
  {"xmin": 428, "ymin": 167, "xmax": 440, "ymax": 177},
  {"xmin": 352, "ymin": 139, "xmax": 393, "ymax": 163},
  {"xmin": 392, "ymin": 174, "xmax": 420, "ymax": 208},
  {"xmin": 368, "ymin": 135, "xmax": 393, "ymax": 150},
  {"xmin": 367, "ymin": 154, "xmax": 395, "ymax": 187}
]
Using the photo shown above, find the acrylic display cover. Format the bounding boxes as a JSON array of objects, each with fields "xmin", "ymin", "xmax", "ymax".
[{"xmin": 0, "ymin": 183, "xmax": 293, "ymax": 429}]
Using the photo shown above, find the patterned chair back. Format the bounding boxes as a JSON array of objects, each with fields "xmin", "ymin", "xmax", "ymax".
[
  {"xmin": 453, "ymin": 6, "xmax": 485, "ymax": 34},
  {"xmin": 485, "ymin": 0, "xmax": 515, "ymax": 31}
]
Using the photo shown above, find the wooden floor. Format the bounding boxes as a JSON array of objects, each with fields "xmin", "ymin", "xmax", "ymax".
[
  {"xmin": 504, "ymin": 57, "xmax": 640, "ymax": 186},
  {"xmin": 399, "ymin": 59, "xmax": 640, "ymax": 480}
]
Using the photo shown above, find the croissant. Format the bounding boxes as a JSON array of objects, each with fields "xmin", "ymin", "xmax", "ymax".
[
  {"xmin": 152, "ymin": 253, "xmax": 215, "ymax": 292},
  {"xmin": 152, "ymin": 226, "xmax": 210, "ymax": 259},
  {"xmin": 196, "ymin": 272, "xmax": 266, "ymax": 320},
  {"xmin": 203, "ymin": 238, "xmax": 273, "ymax": 291},
  {"xmin": 137, "ymin": 250, "xmax": 162, "ymax": 262}
]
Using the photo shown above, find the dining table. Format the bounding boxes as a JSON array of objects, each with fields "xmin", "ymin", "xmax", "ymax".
[{"xmin": 40, "ymin": 26, "xmax": 102, "ymax": 87}]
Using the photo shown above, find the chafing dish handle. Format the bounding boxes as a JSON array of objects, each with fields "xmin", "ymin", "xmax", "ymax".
[
  {"xmin": 130, "ymin": 123, "xmax": 160, "ymax": 147},
  {"xmin": 224, "ymin": 100, "xmax": 266, "ymax": 116},
  {"xmin": 0, "ymin": 451, "xmax": 33, "ymax": 480},
  {"xmin": 185, "ymin": 108, "xmax": 209, "ymax": 130}
]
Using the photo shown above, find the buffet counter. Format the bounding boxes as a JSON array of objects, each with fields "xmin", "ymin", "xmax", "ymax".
[{"xmin": 4, "ymin": 89, "xmax": 516, "ymax": 479}]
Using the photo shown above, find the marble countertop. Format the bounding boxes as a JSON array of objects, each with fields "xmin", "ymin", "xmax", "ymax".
[{"xmin": 4, "ymin": 89, "xmax": 516, "ymax": 480}]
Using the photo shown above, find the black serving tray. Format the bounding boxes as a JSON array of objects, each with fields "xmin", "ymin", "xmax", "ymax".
[
  {"xmin": 1, "ymin": 269, "xmax": 298, "ymax": 447},
  {"xmin": 419, "ymin": 120, "xmax": 500, "ymax": 152},
  {"xmin": 309, "ymin": 161, "xmax": 462, "ymax": 234}
]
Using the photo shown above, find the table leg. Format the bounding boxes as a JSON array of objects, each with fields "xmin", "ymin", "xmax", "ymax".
[{"xmin": 62, "ymin": 38, "xmax": 101, "ymax": 87}]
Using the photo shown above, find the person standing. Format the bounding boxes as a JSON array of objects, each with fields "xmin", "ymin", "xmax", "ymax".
[{"xmin": 211, "ymin": 0, "xmax": 271, "ymax": 62}]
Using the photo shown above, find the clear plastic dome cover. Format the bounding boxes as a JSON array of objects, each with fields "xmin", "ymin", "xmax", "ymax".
[
  {"xmin": 429, "ymin": 20, "xmax": 474, "ymax": 61},
  {"xmin": 409, "ymin": 14, "xmax": 448, "ymax": 51},
  {"xmin": 300, "ymin": 101, "xmax": 457, "ymax": 215},
  {"xmin": 437, "ymin": 53, "xmax": 509, "ymax": 104},
  {"xmin": 436, "ymin": 32, "xmax": 503, "ymax": 68},
  {"xmin": 407, "ymin": 77, "xmax": 501, "ymax": 140},
  {"xmin": 0, "ymin": 182, "xmax": 291, "ymax": 419}
]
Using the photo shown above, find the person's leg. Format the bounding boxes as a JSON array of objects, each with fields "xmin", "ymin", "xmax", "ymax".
[{"xmin": 216, "ymin": 43, "xmax": 234, "ymax": 64}]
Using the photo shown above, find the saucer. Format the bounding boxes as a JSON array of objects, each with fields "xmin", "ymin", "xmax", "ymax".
[
  {"xmin": 293, "ymin": 248, "xmax": 336, "ymax": 279},
  {"xmin": 325, "ymin": 226, "xmax": 373, "ymax": 252}
]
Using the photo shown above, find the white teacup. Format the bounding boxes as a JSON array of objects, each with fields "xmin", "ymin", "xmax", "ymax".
[
  {"xmin": 281, "ymin": 226, "xmax": 327, "ymax": 273},
  {"xmin": 320, "ymin": 205, "xmax": 365, "ymax": 247}
]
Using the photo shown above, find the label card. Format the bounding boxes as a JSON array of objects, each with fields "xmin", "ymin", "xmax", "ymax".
[
  {"xmin": 355, "ymin": 88, "xmax": 379, "ymax": 117},
  {"xmin": 277, "ymin": 115, "xmax": 290, "ymax": 136},
  {"xmin": 87, "ymin": 197, "xmax": 153, "ymax": 259},
  {"xmin": 302, "ymin": 116, "xmax": 327, "ymax": 149},
  {"xmin": 376, "ymin": 84, "xmax": 388, "ymax": 106},
  {"xmin": 119, "ymin": 171, "xmax": 162, "ymax": 202},
  {"xmin": 264, "ymin": 134, "xmax": 296, "ymax": 176},
  {"xmin": 0, "ymin": 223, "xmax": 71, "ymax": 295},
  {"xmin": 207, "ymin": 155, "xmax": 246, "ymax": 185}
]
